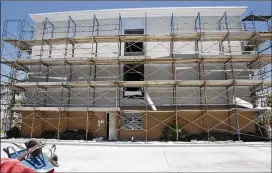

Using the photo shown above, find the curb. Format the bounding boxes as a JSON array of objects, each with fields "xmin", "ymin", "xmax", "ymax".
[{"xmin": 1, "ymin": 139, "xmax": 271, "ymax": 147}]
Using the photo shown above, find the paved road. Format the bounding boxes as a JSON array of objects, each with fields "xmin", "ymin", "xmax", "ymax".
[{"xmin": 1, "ymin": 142, "xmax": 271, "ymax": 172}]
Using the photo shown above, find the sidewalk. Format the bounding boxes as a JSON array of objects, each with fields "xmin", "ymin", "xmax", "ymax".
[
  {"xmin": 1, "ymin": 138, "xmax": 271, "ymax": 147},
  {"xmin": 2, "ymin": 141, "xmax": 270, "ymax": 172}
]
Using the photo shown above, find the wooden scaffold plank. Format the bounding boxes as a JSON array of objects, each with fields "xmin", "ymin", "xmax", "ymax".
[
  {"xmin": 11, "ymin": 106, "xmax": 269, "ymax": 112},
  {"xmin": 4, "ymin": 31, "xmax": 271, "ymax": 49},
  {"xmin": 5, "ymin": 79, "xmax": 271, "ymax": 89},
  {"xmin": 1, "ymin": 54, "xmax": 272, "ymax": 69},
  {"xmin": 11, "ymin": 106, "xmax": 120, "ymax": 112}
]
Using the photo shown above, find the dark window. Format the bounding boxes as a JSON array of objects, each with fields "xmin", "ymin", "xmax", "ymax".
[
  {"xmin": 124, "ymin": 64, "xmax": 144, "ymax": 81},
  {"xmin": 124, "ymin": 29, "xmax": 144, "ymax": 56},
  {"xmin": 125, "ymin": 42, "xmax": 144, "ymax": 55},
  {"xmin": 123, "ymin": 29, "xmax": 145, "ymax": 99},
  {"xmin": 106, "ymin": 113, "xmax": 110, "ymax": 140},
  {"xmin": 124, "ymin": 29, "xmax": 144, "ymax": 35},
  {"xmin": 123, "ymin": 64, "xmax": 144, "ymax": 99}
]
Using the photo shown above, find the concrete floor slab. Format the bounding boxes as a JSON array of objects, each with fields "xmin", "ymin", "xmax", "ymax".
[{"xmin": 1, "ymin": 141, "xmax": 271, "ymax": 172}]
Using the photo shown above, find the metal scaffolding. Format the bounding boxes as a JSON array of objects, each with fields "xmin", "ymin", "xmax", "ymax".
[{"xmin": 1, "ymin": 11, "xmax": 271, "ymax": 141}]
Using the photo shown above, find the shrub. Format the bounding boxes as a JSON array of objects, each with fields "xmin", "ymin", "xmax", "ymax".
[
  {"xmin": 185, "ymin": 131, "xmax": 269, "ymax": 142},
  {"xmin": 60, "ymin": 129, "xmax": 92, "ymax": 140},
  {"xmin": 74, "ymin": 130, "xmax": 92, "ymax": 140},
  {"xmin": 6, "ymin": 126, "xmax": 21, "ymax": 138},
  {"xmin": 235, "ymin": 133, "xmax": 269, "ymax": 142},
  {"xmin": 161, "ymin": 124, "xmax": 187, "ymax": 141},
  {"xmin": 185, "ymin": 132, "xmax": 234, "ymax": 141},
  {"xmin": 40, "ymin": 131, "xmax": 57, "ymax": 139},
  {"xmin": 60, "ymin": 130, "xmax": 76, "ymax": 140}
]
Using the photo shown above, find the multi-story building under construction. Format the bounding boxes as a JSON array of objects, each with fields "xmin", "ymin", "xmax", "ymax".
[{"xmin": 1, "ymin": 6, "xmax": 271, "ymax": 141}]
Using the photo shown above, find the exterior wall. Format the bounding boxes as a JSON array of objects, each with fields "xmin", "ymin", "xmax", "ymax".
[
  {"xmin": 26, "ymin": 59, "xmax": 250, "ymax": 107},
  {"xmin": 21, "ymin": 111, "xmax": 107, "ymax": 138},
  {"xmin": 21, "ymin": 110, "xmax": 256, "ymax": 140},
  {"xmin": 119, "ymin": 111, "xmax": 256, "ymax": 141},
  {"xmin": 27, "ymin": 15, "xmax": 246, "ymax": 109},
  {"xmin": 24, "ymin": 86, "xmax": 251, "ymax": 107},
  {"xmin": 34, "ymin": 16, "xmax": 242, "ymax": 39},
  {"xmin": 27, "ymin": 14, "xmax": 248, "ymax": 107},
  {"xmin": 19, "ymin": 10, "xmax": 257, "ymax": 140}
]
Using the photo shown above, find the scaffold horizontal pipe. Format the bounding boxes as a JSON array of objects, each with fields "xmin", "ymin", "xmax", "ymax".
[
  {"xmin": 11, "ymin": 106, "xmax": 268, "ymax": 112},
  {"xmin": 3, "ymin": 79, "xmax": 271, "ymax": 89},
  {"xmin": 4, "ymin": 32, "xmax": 271, "ymax": 50},
  {"xmin": 1, "ymin": 54, "xmax": 271, "ymax": 68}
]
